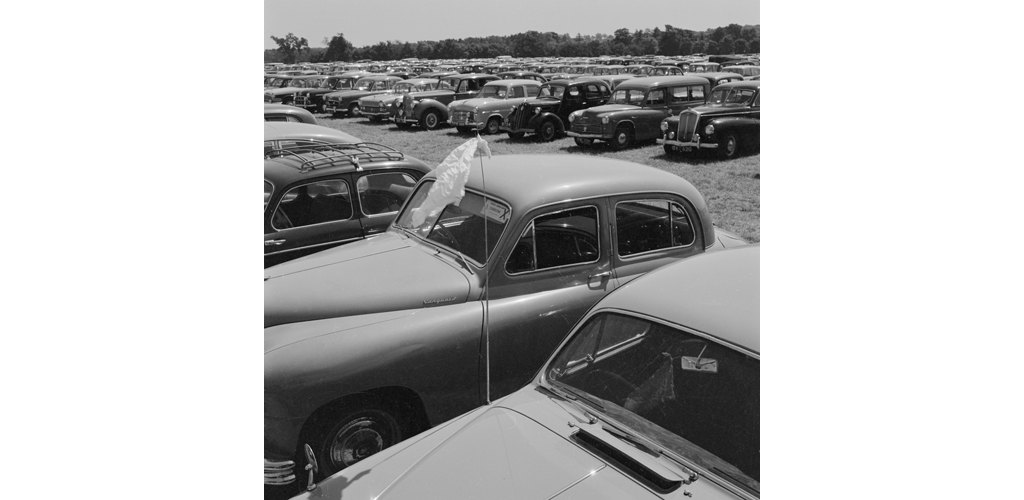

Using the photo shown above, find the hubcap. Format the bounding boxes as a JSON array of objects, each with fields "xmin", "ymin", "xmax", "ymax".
[
  {"xmin": 329, "ymin": 418, "xmax": 388, "ymax": 468},
  {"xmin": 727, "ymin": 137, "xmax": 737, "ymax": 154},
  {"xmin": 425, "ymin": 113, "xmax": 437, "ymax": 128}
]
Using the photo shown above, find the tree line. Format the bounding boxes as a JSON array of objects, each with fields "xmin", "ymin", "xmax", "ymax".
[{"xmin": 266, "ymin": 24, "xmax": 760, "ymax": 64}]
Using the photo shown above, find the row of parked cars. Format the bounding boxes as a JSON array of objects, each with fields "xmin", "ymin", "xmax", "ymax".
[{"xmin": 263, "ymin": 59, "xmax": 760, "ymax": 500}]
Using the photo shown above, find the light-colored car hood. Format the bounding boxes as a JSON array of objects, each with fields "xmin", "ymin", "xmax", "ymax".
[
  {"xmin": 264, "ymin": 232, "xmax": 472, "ymax": 328},
  {"xmin": 451, "ymin": 97, "xmax": 511, "ymax": 110},
  {"xmin": 579, "ymin": 103, "xmax": 639, "ymax": 115},
  {"xmin": 265, "ymin": 86, "xmax": 305, "ymax": 96}
]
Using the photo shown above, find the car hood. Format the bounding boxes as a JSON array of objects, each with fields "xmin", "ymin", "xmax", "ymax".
[
  {"xmin": 300, "ymin": 387, "xmax": 651, "ymax": 500},
  {"xmin": 452, "ymin": 97, "xmax": 509, "ymax": 110},
  {"xmin": 361, "ymin": 93, "xmax": 401, "ymax": 104},
  {"xmin": 264, "ymin": 232, "xmax": 473, "ymax": 328},
  {"xmin": 407, "ymin": 89, "xmax": 455, "ymax": 100},
  {"xmin": 579, "ymin": 103, "xmax": 638, "ymax": 115},
  {"xmin": 265, "ymin": 86, "xmax": 304, "ymax": 96},
  {"xmin": 687, "ymin": 103, "xmax": 753, "ymax": 116}
]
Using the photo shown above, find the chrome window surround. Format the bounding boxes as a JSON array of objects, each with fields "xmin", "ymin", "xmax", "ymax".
[
  {"xmin": 504, "ymin": 204, "xmax": 601, "ymax": 277},
  {"xmin": 269, "ymin": 179, "xmax": 354, "ymax": 231},
  {"xmin": 614, "ymin": 199, "xmax": 696, "ymax": 259}
]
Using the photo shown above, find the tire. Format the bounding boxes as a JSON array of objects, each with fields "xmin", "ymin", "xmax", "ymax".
[
  {"xmin": 507, "ymin": 131, "xmax": 525, "ymax": 140},
  {"xmin": 421, "ymin": 109, "xmax": 441, "ymax": 130},
  {"xmin": 610, "ymin": 126, "xmax": 633, "ymax": 150},
  {"xmin": 484, "ymin": 117, "xmax": 501, "ymax": 135},
  {"xmin": 311, "ymin": 405, "xmax": 403, "ymax": 478},
  {"xmin": 719, "ymin": 132, "xmax": 740, "ymax": 159},
  {"xmin": 348, "ymin": 103, "xmax": 360, "ymax": 117},
  {"xmin": 456, "ymin": 125, "xmax": 473, "ymax": 134},
  {"xmin": 574, "ymin": 137, "xmax": 593, "ymax": 148},
  {"xmin": 538, "ymin": 120, "xmax": 557, "ymax": 142}
]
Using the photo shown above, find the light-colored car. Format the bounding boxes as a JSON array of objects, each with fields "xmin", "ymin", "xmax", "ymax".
[
  {"xmin": 264, "ymin": 103, "xmax": 318, "ymax": 125},
  {"xmin": 357, "ymin": 78, "xmax": 440, "ymax": 122},
  {"xmin": 263, "ymin": 154, "xmax": 748, "ymax": 489},
  {"xmin": 294, "ymin": 244, "xmax": 760, "ymax": 499},
  {"xmin": 447, "ymin": 79, "xmax": 543, "ymax": 134}
]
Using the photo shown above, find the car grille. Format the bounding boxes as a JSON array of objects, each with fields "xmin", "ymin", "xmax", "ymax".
[
  {"xmin": 678, "ymin": 112, "xmax": 699, "ymax": 142},
  {"xmin": 295, "ymin": 96, "xmax": 309, "ymax": 106},
  {"xmin": 508, "ymin": 103, "xmax": 529, "ymax": 130},
  {"xmin": 362, "ymin": 104, "xmax": 382, "ymax": 114},
  {"xmin": 571, "ymin": 121, "xmax": 601, "ymax": 134},
  {"xmin": 451, "ymin": 110, "xmax": 471, "ymax": 123}
]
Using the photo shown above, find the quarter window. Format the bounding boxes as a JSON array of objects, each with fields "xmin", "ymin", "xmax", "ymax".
[
  {"xmin": 646, "ymin": 89, "xmax": 666, "ymax": 106},
  {"xmin": 506, "ymin": 206, "xmax": 600, "ymax": 274},
  {"xmin": 272, "ymin": 180, "xmax": 353, "ymax": 230},
  {"xmin": 356, "ymin": 172, "xmax": 417, "ymax": 216},
  {"xmin": 512, "ymin": 86, "xmax": 525, "ymax": 98},
  {"xmin": 615, "ymin": 200, "xmax": 695, "ymax": 256},
  {"xmin": 690, "ymin": 85, "xmax": 705, "ymax": 101}
]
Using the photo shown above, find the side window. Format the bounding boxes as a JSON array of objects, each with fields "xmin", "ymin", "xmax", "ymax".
[
  {"xmin": 285, "ymin": 115, "xmax": 302, "ymax": 123},
  {"xmin": 505, "ymin": 206, "xmax": 600, "ymax": 274},
  {"xmin": 668, "ymin": 86, "xmax": 689, "ymax": 103},
  {"xmin": 512, "ymin": 86, "xmax": 525, "ymax": 98},
  {"xmin": 585, "ymin": 84, "xmax": 600, "ymax": 99},
  {"xmin": 525, "ymin": 85, "xmax": 539, "ymax": 97},
  {"xmin": 690, "ymin": 85, "xmax": 705, "ymax": 101},
  {"xmin": 753, "ymin": 92, "xmax": 760, "ymax": 106},
  {"xmin": 646, "ymin": 89, "xmax": 666, "ymax": 106},
  {"xmin": 615, "ymin": 200, "xmax": 695, "ymax": 257},
  {"xmin": 355, "ymin": 172, "xmax": 418, "ymax": 216},
  {"xmin": 600, "ymin": 84, "xmax": 611, "ymax": 98},
  {"xmin": 568, "ymin": 86, "xmax": 581, "ymax": 97},
  {"xmin": 272, "ymin": 180, "xmax": 353, "ymax": 230}
]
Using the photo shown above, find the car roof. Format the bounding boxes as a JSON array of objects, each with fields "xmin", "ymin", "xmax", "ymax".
[
  {"xmin": 594, "ymin": 244, "xmax": 759, "ymax": 353},
  {"xmin": 264, "ymin": 122, "xmax": 361, "ymax": 144},
  {"xmin": 426, "ymin": 153, "xmax": 711, "ymax": 222},
  {"xmin": 483, "ymin": 79, "xmax": 542, "ymax": 87},
  {"xmin": 264, "ymin": 143, "xmax": 431, "ymax": 186},
  {"xmin": 714, "ymin": 80, "xmax": 761, "ymax": 90},
  {"xmin": 616, "ymin": 75, "xmax": 710, "ymax": 90}
]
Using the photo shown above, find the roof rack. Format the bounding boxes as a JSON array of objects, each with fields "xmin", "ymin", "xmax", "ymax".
[{"xmin": 264, "ymin": 142, "xmax": 405, "ymax": 172}]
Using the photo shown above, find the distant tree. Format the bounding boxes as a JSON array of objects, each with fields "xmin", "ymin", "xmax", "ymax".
[
  {"xmin": 726, "ymin": 23, "xmax": 743, "ymax": 39},
  {"xmin": 740, "ymin": 26, "xmax": 758, "ymax": 40},
  {"xmin": 734, "ymin": 38, "xmax": 749, "ymax": 54},
  {"xmin": 613, "ymin": 28, "xmax": 632, "ymax": 46},
  {"xmin": 399, "ymin": 42, "xmax": 415, "ymax": 59},
  {"xmin": 323, "ymin": 33, "xmax": 353, "ymax": 62},
  {"xmin": 270, "ymin": 33, "xmax": 309, "ymax": 64},
  {"xmin": 659, "ymin": 30, "xmax": 680, "ymax": 55},
  {"xmin": 749, "ymin": 39, "xmax": 760, "ymax": 53}
]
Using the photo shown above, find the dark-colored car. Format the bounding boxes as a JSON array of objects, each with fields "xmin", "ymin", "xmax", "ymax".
[
  {"xmin": 358, "ymin": 78, "xmax": 440, "ymax": 122},
  {"xmin": 502, "ymin": 78, "xmax": 611, "ymax": 141},
  {"xmin": 323, "ymin": 75, "xmax": 404, "ymax": 117},
  {"xmin": 294, "ymin": 72, "xmax": 370, "ymax": 113},
  {"xmin": 566, "ymin": 76, "xmax": 711, "ymax": 150},
  {"xmin": 263, "ymin": 142, "xmax": 431, "ymax": 268},
  {"xmin": 265, "ymin": 75, "xmax": 328, "ymax": 105},
  {"xmin": 263, "ymin": 154, "xmax": 748, "ymax": 490},
  {"xmin": 393, "ymin": 73, "xmax": 499, "ymax": 130},
  {"xmin": 658, "ymin": 80, "xmax": 760, "ymax": 158}
]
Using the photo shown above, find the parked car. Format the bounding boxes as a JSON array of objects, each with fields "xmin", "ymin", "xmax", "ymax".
[
  {"xmin": 687, "ymin": 62, "xmax": 722, "ymax": 73},
  {"xmin": 447, "ymin": 79, "xmax": 543, "ymax": 134},
  {"xmin": 294, "ymin": 73, "xmax": 369, "ymax": 113},
  {"xmin": 263, "ymin": 154, "xmax": 748, "ymax": 490},
  {"xmin": 394, "ymin": 73, "xmax": 500, "ymax": 130},
  {"xmin": 293, "ymin": 244, "xmax": 760, "ymax": 500},
  {"xmin": 658, "ymin": 80, "xmax": 760, "ymax": 158},
  {"xmin": 566, "ymin": 76, "xmax": 711, "ymax": 150},
  {"xmin": 723, "ymin": 65, "xmax": 761, "ymax": 80},
  {"xmin": 323, "ymin": 75, "xmax": 404, "ymax": 117},
  {"xmin": 263, "ymin": 122, "xmax": 361, "ymax": 156},
  {"xmin": 689, "ymin": 71, "xmax": 746, "ymax": 89},
  {"xmin": 651, "ymin": 65, "xmax": 686, "ymax": 76},
  {"xmin": 264, "ymin": 103, "xmax": 318, "ymax": 125},
  {"xmin": 502, "ymin": 78, "xmax": 611, "ymax": 141},
  {"xmin": 265, "ymin": 75, "xmax": 328, "ymax": 105},
  {"xmin": 263, "ymin": 142, "xmax": 431, "ymax": 268},
  {"xmin": 357, "ymin": 78, "xmax": 440, "ymax": 122},
  {"xmin": 496, "ymin": 70, "xmax": 548, "ymax": 83}
]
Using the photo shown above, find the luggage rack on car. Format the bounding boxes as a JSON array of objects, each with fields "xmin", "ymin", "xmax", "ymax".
[{"xmin": 264, "ymin": 141, "xmax": 405, "ymax": 172}]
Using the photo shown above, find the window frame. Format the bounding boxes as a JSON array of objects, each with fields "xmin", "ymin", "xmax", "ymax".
[
  {"xmin": 270, "ymin": 178, "xmax": 355, "ymax": 232},
  {"xmin": 504, "ymin": 204, "xmax": 602, "ymax": 277},
  {"xmin": 614, "ymin": 198, "xmax": 696, "ymax": 259}
]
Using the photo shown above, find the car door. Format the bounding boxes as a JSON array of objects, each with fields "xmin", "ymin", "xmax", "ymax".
[
  {"xmin": 637, "ymin": 88, "xmax": 670, "ymax": 139},
  {"xmin": 482, "ymin": 199, "xmax": 619, "ymax": 400},
  {"xmin": 609, "ymin": 195, "xmax": 706, "ymax": 284},
  {"xmin": 352, "ymin": 170, "xmax": 423, "ymax": 237},
  {"xmin": 264, "ymin": 174, "xmax": 364, "ymax": 268}
]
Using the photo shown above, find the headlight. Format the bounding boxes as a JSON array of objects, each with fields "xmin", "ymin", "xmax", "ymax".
[
  {"xmin": 601, "ymin": 116, "xmax": 609, "ymax": 124},
  {"xmin": 568, "ymin": 112, "xmax": 577, "ymax": 122},
  {"xmin": 660, "ymin": 121, "xmax": 668, "ymax": 132},
  {"xmin": 668, "ymin": 131, "xmax": 675, "ymax": 139},
  {"xmin": 705, "ymin": 124, "xmax": 715, "ymax": 135},
  {"xmin": 534, "ymin": 107, "xmax": 541, "ymax": 115}
]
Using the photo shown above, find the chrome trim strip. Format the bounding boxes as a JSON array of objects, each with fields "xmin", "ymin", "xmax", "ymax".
[
  {"xmin": 264, "ymin": 236, "xmax": 362, "ymax": 256},
  {"xmin": 659, "ymin": 139, "xmax": 718, "ymax": 149},
  {"xmin": 565, "ymin": 131, "xmax": 606, "ymax": 139}
]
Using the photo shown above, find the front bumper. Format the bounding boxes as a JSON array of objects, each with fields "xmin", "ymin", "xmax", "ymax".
[
  {"xmin": 566, "ymin": 131, "xmax": 608, "ymax": 140},
  {"xmin": 264, "ymin": 458, "xmax": 296, "ymax": 485},
  {"xmin": 450, "ymin": 116, "xmax": 484, "ymax": 129},
  {"xmin": 657, "ymin": 136, "xmax": 719, "ymax": 149}
]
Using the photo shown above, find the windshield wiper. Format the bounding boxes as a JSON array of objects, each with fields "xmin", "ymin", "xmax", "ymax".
[
  {"xmin": 542, "ymin": 384, "xmax": 601, "ymax": 424},
  {"xmin": 430, "ymin": 222, "xmax": 474, "ymax": 276}
]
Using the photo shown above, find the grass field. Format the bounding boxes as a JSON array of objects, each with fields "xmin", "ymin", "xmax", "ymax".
[{"xmin": 314, "ymin": 112, "xmax": 760, "ymax": 243}]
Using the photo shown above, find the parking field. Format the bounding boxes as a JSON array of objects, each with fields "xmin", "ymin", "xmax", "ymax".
[{"xmin": 311, "ymin": 113, "xmax": 760, "ymax": 242}]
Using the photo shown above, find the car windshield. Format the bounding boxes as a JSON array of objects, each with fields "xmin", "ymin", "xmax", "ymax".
[
  {"xmin": 709, "ymin": 88, "xmax": 755, "ymax": 106},
  {"xmin": 395, "ymin": 82, "xmax": 433, "ymax": 93},
  {"xmin": 608, "ymin": 89, "xmax": 644, "ymax": 105},
  {"xmin": 352, "ymin": 78, "xmax": 374, "ymax": 90},
  {"xmin": 392, "ymin": 180, "xmax": 510, "ymax": 266},
  {"xmin": 270, "ymin": 78, "xmax": 291, "ymax": 87},
  {"xmin": 538, "ymin": 84, "xmax": 565, "ymax": 99},
  {"xmin": 478, "ymin": 85, "xmax": 509, "ymax": 98},
  {"xmin": 545, "ymin": 312, "xmax": 760, "ymax": 495}
]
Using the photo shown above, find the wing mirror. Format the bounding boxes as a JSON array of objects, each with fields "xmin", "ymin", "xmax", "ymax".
[{"xmin": 303, "ymin": 443, "xmax": 319, "ymax": 491}]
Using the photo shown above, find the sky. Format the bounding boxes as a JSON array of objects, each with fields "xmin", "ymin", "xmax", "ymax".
[{"xmin": 265, "ymin": 0, "xmax": 759, "ymax": 50}]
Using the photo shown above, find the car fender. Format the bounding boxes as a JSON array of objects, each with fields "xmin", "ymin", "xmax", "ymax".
[
  {"xmin": 265, "ymin": 301, "xmax": 485, "ymax": 425},
  {"xmin": 535, "ymin": 112, "xmax": 565, "ymax": 133},
  {"xmin": 708, "ymin": 115, "xmax": 760, "ymax": 133},
  {"xmin": 414, "ymin": 99, "xmax": 448, "ymax": 120}
]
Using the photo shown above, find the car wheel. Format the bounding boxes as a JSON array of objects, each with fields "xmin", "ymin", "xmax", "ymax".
[
  {"xmin": 485, "ymin": 117, "xmax": 501, "ymax": 135},
  {"xmin": 719, "ymin": 132, "xmax": 740, "ymax": 159},
  {"xmin": 507, "ymin": 131, "xmax": 525, "ymax": 140},
  {"xmin": 538, "ymin": 120, "xmax": 557, "ymax": 142},
  {"xmin": 610, "ymin": 126, "xmax": 633, "ymax": 150},
  {"xmin": 348, "ymin": 103, "xmax": 360, "ymax": 117},
  {"xmin": 574, "ymin": 137, "xmax": 593, "ymax": 148},
  {"xmin": 421, "ymin": 109, "xmax": 441, "ymax": 130},
  {"xmin": 312, "ymin": 405, "xmax": 403, "ymax": 478}
]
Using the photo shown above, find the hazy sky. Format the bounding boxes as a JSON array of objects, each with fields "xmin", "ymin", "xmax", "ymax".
[{"xmin": 265, "ymin": 0, "xmax": 759, "ymax": 50}]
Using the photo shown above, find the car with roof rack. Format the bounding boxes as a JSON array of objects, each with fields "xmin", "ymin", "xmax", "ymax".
[
  {"xmin": 567, "ymin": 76, "xmax": 711, "ymax": 150},
  {"xmin": 293, "ymin": 244, "xmax": 760, "ymax": 500},
  {"xmin": 357, "ymin": 78, "xmax": 441, "ymax": 122},
  {"xmin": 323, "ymin": 75, "xmax": 404, "ymax": 117},
  {"xmin": 502, "ymin": 78, "xmax": 611, "ymax": 141},
  {"xmin": 394, "ymin": 73, "xmax": 500, "ymax": 130},
  {"xmin": 263, "ymin": 142, "xmax": 431, "ymax": 268},
  {"xmin": 447, "ymin": 79, "xmax": 543, "ymax": 134},
  {"xmin": 264, "ymin": 122, "xmax": 362, "ymax": 158},
  {"xmin": 658, "ymin": 80, "xmax": 760, "ymax": 159},
  {"xmin": 263, "ymin": 153, "xmax": 748, "ymax": 492}
]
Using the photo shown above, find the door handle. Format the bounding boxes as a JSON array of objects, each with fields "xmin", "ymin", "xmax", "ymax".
[
  {"xmin": 265, "ymin": 239, "xmax": 286, "ymax": 246},
  {"xmin": 588, "ymin": 271, "xmax": 611, "ymax": 281}
]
